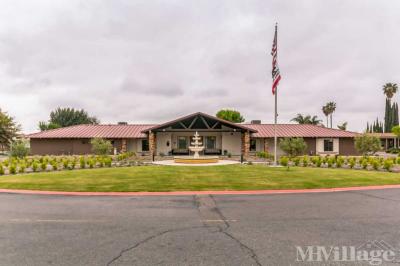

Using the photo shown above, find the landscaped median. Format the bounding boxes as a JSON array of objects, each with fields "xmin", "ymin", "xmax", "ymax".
[{"xmin": 0, "ymin": 165, "xmax": 399, "ymax": 192}]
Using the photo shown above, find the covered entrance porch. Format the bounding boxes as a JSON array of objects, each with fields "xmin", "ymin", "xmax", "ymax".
[{"xmin": 141, "ymin": 112, "xmax": 256, "ymax": 158}]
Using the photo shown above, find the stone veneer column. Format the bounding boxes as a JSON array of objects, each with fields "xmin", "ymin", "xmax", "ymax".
[
  {"xmin": 264, "ymin": 138, "xmax": 269, "ymax": 152},
  {"xmin": 149, "ymin": 131, "xmax": 157, "ymax": 158},
  {"xmin": 241, "ymin": 131, "xmax": 250, "ymax": 158},
  {"xmin": 121, "ymin": 139, "xmax": 127, "ymax": 153}
]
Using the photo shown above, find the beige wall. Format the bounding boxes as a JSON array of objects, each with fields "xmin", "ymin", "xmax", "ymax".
[
  {"xmin": 316, "ymin": 138, "xmax": 339, "ymax": 155},
  {"xmin": 221, "ymin": 132, "xmax": 242, "ymax": 155}
]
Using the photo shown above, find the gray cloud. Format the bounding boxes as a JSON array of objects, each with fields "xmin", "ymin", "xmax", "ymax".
[{"xmin": 0, "ymin": 0, "xmax": 399, "ymax": 133}]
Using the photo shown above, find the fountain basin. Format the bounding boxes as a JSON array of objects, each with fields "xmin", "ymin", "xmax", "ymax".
[{"xmin": 174, "ymin": 156, "xmax": 219, "ymax": 164}]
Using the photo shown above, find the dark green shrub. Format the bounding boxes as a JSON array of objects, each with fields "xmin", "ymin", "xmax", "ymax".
[
  {"xmin": 371, "ymin": 159, "xmax": 380, "ymax": 171},
  {"xmin": 88, "ymin": 159, "xmax": 95, "ymax": 169},
  {"xmin": 19, "ymin": 163, "xmax": 26, "ymax": 173},
  {"xmin": 41, "ymin": 162, "xmax": 47, "ymax": 171},
  {"xmin": 349, "ymin": 158, "xmax": 356, "ymax": 169},
  {"xmin": 104, "ymin": 157, "xmax": 112, "ymax": 167},
  {"xmin": 292, "ymin": 157, "xmax": 301, "ymax": 166},
  {"xmin": 302, "ymin": 156, "xmax": 308, "ymax": 167},
  {"xmin": 362, "ymin": 159, "xmax": 368, "ymax": 170},
  {"xmin": 316, "ymin": 158, "xmax": 322, "ymax": 167},
  {"xmin": 62, "ymin": 159, "xmax": 69, "ymax": 169},
  {"xmin": 80, "ymin": 156, "xmax": 85, "ymax": 169},
  {"xmin": 51, "ymin": 162, "xmax": 58, "ymax": 171},
  {"xmin": 0, "ymin": 164, "xmax": 4, "ymax": 175}
]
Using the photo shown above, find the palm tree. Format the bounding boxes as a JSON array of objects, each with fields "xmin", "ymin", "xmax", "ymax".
[
  {"xmin": 291, "ymin": 114, "xmax": 322, "ymax": 125},
  {"xmin": 322, "ymin": 105, "xmax": 330, "ymax": 127},
  {"xmin": 383, "ymin": 83, "xmax": 398, "ymax": 99},
  {"xmin": 325, "ymin": 102, "xmax": 336, "ymax": 128}
]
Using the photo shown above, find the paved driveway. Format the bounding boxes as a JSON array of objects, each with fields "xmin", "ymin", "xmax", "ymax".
[{"xmin": 0, "ymin": 189, "xmax": 400, "ymax": 265}]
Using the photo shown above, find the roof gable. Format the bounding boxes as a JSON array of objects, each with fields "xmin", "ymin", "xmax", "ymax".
[{"xmin": 143, "ymin": 112, "xmax": 256, "ymax": 132}]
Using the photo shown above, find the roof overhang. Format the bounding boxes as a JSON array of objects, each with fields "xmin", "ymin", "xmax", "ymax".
[{"xmin": 142, "ymin": 112, "xmax": 257, "ymax": 133}]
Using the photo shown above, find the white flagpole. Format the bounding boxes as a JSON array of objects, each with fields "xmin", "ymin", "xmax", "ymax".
[{"xmin": 274, "ymin": 87, "xmax": 278, "ymax": 165}]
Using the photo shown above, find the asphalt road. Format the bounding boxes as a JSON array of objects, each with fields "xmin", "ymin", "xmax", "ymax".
[{"xmin": 0, "ymin": 189, "xmax": 400, "ymax": 266}]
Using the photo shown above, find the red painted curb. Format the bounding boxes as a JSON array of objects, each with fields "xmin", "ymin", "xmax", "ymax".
[{"xmin": 1, "ymin": 184, "xmax": 400, "ymax": 196}]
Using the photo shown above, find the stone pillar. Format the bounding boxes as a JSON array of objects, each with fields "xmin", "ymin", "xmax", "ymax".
[
  {"xmin": 241, "ymin": 131, "xmax": 250, "ymax": 158},
  {"xmin": 149, "ymin": 131, "xmax": 156, "ymax": 158},
  {"xmin": 121, "ymin": 139, "xmax": 127, "ymax": 153},
  {"xmin": 264, "ymin": 138, "xmax": 269, "ymax": 152}
]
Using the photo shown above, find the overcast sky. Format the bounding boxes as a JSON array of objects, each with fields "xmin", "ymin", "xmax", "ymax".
[{"xmin": 1, "ymin": 0, "xmax": 399, "ymax": 133}]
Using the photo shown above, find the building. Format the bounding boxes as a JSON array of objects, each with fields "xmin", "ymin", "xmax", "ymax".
[
  {"xmin": 28, "ymin": 112, "xmax": 359, "ymax": 156},
  {"xmin": 367, "ymin": 133, "xmax": 399, "ymax": 151}
]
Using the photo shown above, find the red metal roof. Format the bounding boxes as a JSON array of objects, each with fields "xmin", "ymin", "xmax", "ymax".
[
  {"xmin": 27, "ymin": 121, "xmax": 358, "ymax": 139},
  {"xmin": 28, "ymin": 124, "xmax": 155, "ymax": 139},
  {"xmin": 244, "ymin": 124, "xmax": 359, "ymax": 138}
]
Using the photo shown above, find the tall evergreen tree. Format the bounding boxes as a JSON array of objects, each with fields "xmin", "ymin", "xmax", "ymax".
[{"xmin": 394, "ymin": 103, "xmax": 399, "ymax": 127}]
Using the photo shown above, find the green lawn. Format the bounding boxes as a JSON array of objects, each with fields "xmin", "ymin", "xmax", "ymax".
[{"xmin": 0, "ymin": 165, "xmax": 399, "ymax": 192}]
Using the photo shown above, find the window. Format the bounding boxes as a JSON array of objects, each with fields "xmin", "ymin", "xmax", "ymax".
[
  {"xmin": 250, "ymin": 139, "xmax": 257, "ymax": 151},
  {"xmin": 142, "ymin": 139, "xmax": 149, "ymax": 151},
  {"xmin": 323, "ymin": 139, "xmax": 334, "ymax": 152},
  {"xmin": 178, "ymin": 137, "xmax": 188, "ymax": 150},
  {"xmin": 205, "ymin": 136, "xmax": 216, "ymax": 149}
]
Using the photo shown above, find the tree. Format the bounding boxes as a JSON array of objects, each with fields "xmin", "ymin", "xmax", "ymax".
[
  {"xmin": 383, "ymin": 83, "xmax": 398, "ymax": 99},
  {"xmin": 322, "ymin": 105, "xmax": 330, "ymax": 127},
  {"xmin": 354, "ymin": 134, "xmax": 381, "ymax": 155},
  {"xmin": 90, "ymin": 138, "xmax": 113, "ymax": 155},
  {"xmin": 279, "ymin": 137, "xmax": 307, "ymax": 157},
  {"xmin": 291, "ymin": 114, "xmax": 322, "ymax": 125},
  {"xmin": 337, "ymin": 122, "xmax": 348, "ymax": 131},
  {"xmin": 0, "ymin": 108, "xmax": 20, "ymax": 151},
  {"xmin": 392, "ymin": 125, "xmax": 400, "ymax": 138},
  {"xmin": 39, "ymin": 107, "xmax": 99, "ymax": 131},
  {"xmin": 216, "ymin": 109, "xmax": 245, "ymax": 123},
  {"xmin": 324, "ymin": 101, "xmax": 337, "ymax": 128}
]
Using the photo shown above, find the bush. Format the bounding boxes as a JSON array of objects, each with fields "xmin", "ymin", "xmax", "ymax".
[
  {"xmin": 316, "ymin": 158, "xmax": 322, "ymax": 167},
  {"xmin": 256, "ymin": 152, "xmax": 272, "ymax": 160},
  {"xmin": 19, "ymin": 163, "xmax": 26, "ymax": 173},
  {"xmin": 51, "ymin": 162, "xmax": 58, "ymax": 171},
  {"xmin": 0, "ymin": 164, "xmax": 4, "ymax": 175},
  {"xmin": 292, "ymin": 157, "xmax": 301, "ymax": 166},
  {"xmin": 302, "ymin": 156, "xmax": 308, "ymax": 167},
  {"xmin": 383, "ymin": 159, "xmax": 394, "ymax": 172},
  {"xmin": 355, "ymin": 134, "xmax": 381, "ymax": 155},
  {"xmin": 62, "ymin": 159, "xmax": 69, "ymax": 169},
  {"xmin": 348, "ymin": 158, "xmax": 356, "ymax": 169},
  {"xmin": 80, "ymin": 156, "xmax": 86, "ymax": 169},
  {"xmin": 10, "ymin": 140, "xmax": 30, "ymax": 158},
  {"xmin": 371, "ymin": 159, "xmax": 380, "ymax": 171},
  {"xmin": 327, "ymin": 157, "xmax": 335, "ymax": 168},
  {"xmin": 279, "ymin": 156, "xmax": 289, "ymax": 167},
  {"xmin": 104, "ymin": 157, "xmax": 112, "ymax": 167},
  {"xmin": 41, "ymin": 162, "xmax": 47, "ymax": 171},
  {"xmin": 279, "ymin": 138, "xmax": 307, "ymax": 157},
  {"xmin": 362, "ymin": 159, "xmax": 369, "ymax": 170},
  {"xmin": 91, "ymin": 138, "xmax": 112, "ymax": 155},
  {"xmin": 336, "ymin": 157, "xmax": 344, "ymax": 168},
  {"xmin": 88, "ymin": 159, "xmax": 95, "ymax": 169},
  {"xmin": 32, "ymin": 161, "xmax": 38, "ymax": 172},
  {"xmin": 9, "ymin": 164, "xmax": 17, "ymax": 174}
]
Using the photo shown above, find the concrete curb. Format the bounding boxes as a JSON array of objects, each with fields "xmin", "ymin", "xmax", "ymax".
[{"xmin": 1, "ymin": 184, "xmax": 400, "ymax": 197}]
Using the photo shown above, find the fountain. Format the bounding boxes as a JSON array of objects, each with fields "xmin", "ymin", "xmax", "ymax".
[{"xmin": 174, "ymin": 131, "xmax": 219, "ymax": 164}]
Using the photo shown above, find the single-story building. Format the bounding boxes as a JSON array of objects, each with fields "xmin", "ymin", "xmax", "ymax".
[
  {"xmin": 28, "ymin": 112, "xmax": 360, "ymax": 156},
  {"xmin": 367, "ymin": 133, "xmax": 400, "ymax": 151}
]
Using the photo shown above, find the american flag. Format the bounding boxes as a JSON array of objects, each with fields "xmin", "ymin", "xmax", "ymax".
[{"xmin": 271, "ymin": 24, "xmax": 281, "ymax": 95}]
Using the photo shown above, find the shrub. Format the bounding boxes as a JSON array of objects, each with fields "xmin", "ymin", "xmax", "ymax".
[
  {"xmin": 371, "ymin": 159, "xmax": 380, "ymax": 171},
  {"xmin": 354, "ymin": 134, "xmax": 381, "ymax": 155},
  {"xmin": 41, "ymin": 162, "xmax": 47, "ymax": 171},
  {"xmin": 279, "ymin": 138, "xmax": 307, "ymax": 157},
  {"xmin": 256, "ymin": 152, "xmax": 272, "ymax": 160},
  {"xmin": 19, "ymin": 163, "xmax": 26, "ymax": 173},
  {"xmin": 98, "ymin": 157, "xmax": 104, "ymax": 168},
  {"xmin": 88, "ymin": 159, "xmax": 95, "ymax": 169},
  {"xmin": 310, "ymin": 156, "xmax": 319, "ymax": 165},
  {"xmin": 80, "ymin": 156, "xmax": 86, "ymax": 169},
  {"xmin": 383, "ymin": 159, "xmax": 394, "ymax": 172},
  {"xmin": 0, "ymin": 164, "xmax": 4, "ymax": 175},
  {"xmin": 71, "ymin": 158, "xmax": 77, "ymax": 169},
  {"xmin": 302, "ymin": 156, "xmax": 308, "ymax": 167},
  {"xmin": 104, "ymin": 157, "xmax": 112, "ymax": 167},
  {"xmin": 316, "ymin": 158, "xmax": 322, "ymax": 167},
  {"xmin": 336, "ymin": 157, "xmax": 344, "ymax": 168},
  {"xmin": 9, "ymin": 164, "xmax": 17, "ymax": 174},
  {"xmin": 10, "ymin": 140, "xmax": 30, "ymax": 158},
  {"xmin": 91, "ymin": 138, "xmax": 113, "ymax": 155},
  {"xmin": 51, "ymin": 162, "xmax": 58, "ymax": 171},
  {"xmin": 3, "ymin": 159, "xmax": 9, "ymax": 167},
  {"xmin": 349, "ymin": 158, "xmax": 356, "ymax": 169},
  {"xmin": 62, "ymin": 159, "xmax": 69, "ymax": 169},
  {"xmin": 362, "ymin": 159, "xmax": 368, "ymax": 170},
  {"xmin": 327, "ymin": 157, "xmax": 335, "ymax": 168},
  {"xmin": 279, "ymin": 156, "xmax": 289, "ymax": 167},
  {"xmin": 292, "ymin": 157, "xmax": 301, "ymax": 166},
  {"xmin": 32, "ymin": 161, "xmax": 38, "ymax": 172}
]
